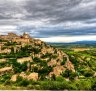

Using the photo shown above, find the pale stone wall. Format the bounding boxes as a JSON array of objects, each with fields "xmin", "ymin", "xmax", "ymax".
[
  {"xmin": 0, "ymin": 32, "xmax": 31, "ymax": 44},
  {"xmin": 41, "ymin": 47, "xmax": 54, "ymax": 54},
  {"xmin": 49, "ymin": 66, "xmax": 66, "ymax": 77},
  {"xmin": 48, "ymin": 59, "xmax": 57, "ymax": 67},
  {"xmin": 12, "ymin": 38, "xmax": 30, "ymax": 44},
  {"xmin": 0, "ymin": 66, "xmax": 13, "ymax": 75},
  {"xmin": 34, "ymin": 54, "xmax": 41, "ymax": 58},
  {"xmin": 0, "ymin": 49, "xmax": 11, "ymax": 54},
  {"xmin": 17, "ymin": 56, "xmax": 33, "ymax": 64},
  {"xmin": 65, "ymin": 60, "xmax": 75, "ymax": 72},
  {"xmin": 0, "ymin": 35, "xmax": 9, "ymax": 40},
  {"xmin": 35, "ymin": 39, "xmax": 42, "ymax": 45},
  {"xmin": 41, "ymin": 47, "xmax": 47, "ymax": 54},
  {"xmin": 10, "ymin": 74, "xmax": 18, "ymax": 82},
  {"xmin": 19, "ymin": 72, "xmax": 27, "ymax": 79},
  {"xmin": 0, "ymin": 59, "xmax": 6, "ymax": 63},
  {"xmin": 0, "ymin": 66, "xmax": 12, "ymax": 72},
  {"xmin": 27, "ymin": 73, "xmax": 38, "ymax": 81},
  {"xmin": 11, "ymin": 72, "xmax": 39, "ymax": 81}
]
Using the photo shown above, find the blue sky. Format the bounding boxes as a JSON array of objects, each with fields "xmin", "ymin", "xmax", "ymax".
[{"xmin": 0, "ymin": 0, "xmax": 96, "ymax": 42}]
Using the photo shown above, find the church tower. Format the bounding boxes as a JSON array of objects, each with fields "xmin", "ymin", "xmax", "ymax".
[{"xmin": 23, "ymin": 32, "xmax": 30, "ymax": 38}]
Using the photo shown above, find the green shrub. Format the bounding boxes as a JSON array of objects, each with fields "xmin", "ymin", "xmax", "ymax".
[
  {"xmin": 16, "ymin": 76, "xmax": 30, "ymax": 86},
  {"xmin": 61, "ymin": 70, "xmax": 77, "ymax": 80},
  {"xmin": 61, "ymin": 57, "xmax": 67, "ymax": 65},
  {"xmin": 74, "ymin": 79, "xmax": 92, "ymax": 90},
  {"xmin": 18, "ymin": 79, "xmax": 30, "ymax": 86},
  {"xmin": 84, "ymin": 70, "xmax": 94, "ymax": 77},
  {"xmin": 40, "ymin": 81, "xmax": 70, "ymax": 90},
  {"xmin": 56, "ymin": 76, "xmax": 65, "ymax": 82}
]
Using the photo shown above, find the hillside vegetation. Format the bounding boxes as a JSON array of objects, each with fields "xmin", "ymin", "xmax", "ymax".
[{"xmin": 0, "ymin": 33, "xmax": 96, "ymax": 90}]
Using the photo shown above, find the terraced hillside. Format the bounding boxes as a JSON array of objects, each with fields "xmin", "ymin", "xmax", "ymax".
[{"xmin": 0, "ymin": 33, "xmax": 96, "ymax": 90}]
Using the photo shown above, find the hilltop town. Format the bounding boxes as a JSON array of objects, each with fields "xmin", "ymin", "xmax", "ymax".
[
  {"xmin": 0, "ymin": 32, "xmax": 75, "ymax": 81},
  {"xmin": 0, "ymin": 33, "xmax": 96, "ymax": 90}
]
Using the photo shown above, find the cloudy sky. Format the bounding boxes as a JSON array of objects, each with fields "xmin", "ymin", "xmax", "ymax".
[{"xmin": 0, "ymin": 0, "xmax": 96, "ymax": 43}]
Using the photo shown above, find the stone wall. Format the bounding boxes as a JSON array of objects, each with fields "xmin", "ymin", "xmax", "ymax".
[
  {"xmin": 0, "ymin": 66, "xmax": 13, "ymax": 76},
  {"xmin": 12, "ymin": 38, "xmax": 30, "ymax": 44},
  {"xmin": 17, "ymin": 56, "xmax": 33, "ymax": 64},
  {"xmin": 0, "ymin": 59, "xmax": 6, "ymax": 63}
]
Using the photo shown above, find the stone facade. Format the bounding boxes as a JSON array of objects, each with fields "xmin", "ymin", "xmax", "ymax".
[
  {"xmin": 0, "ymin": 32, "xmax": 31, "ymax": 44},
  {"xmin": 12, "ymin": 38, "xmax": 30, "ymax": 44}
]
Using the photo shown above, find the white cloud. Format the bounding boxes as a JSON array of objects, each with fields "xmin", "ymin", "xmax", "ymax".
[
  {"xmin": 0, "ymin": 0, "xmax": 96, "ymax": 43},
  {"xmin": 0, "ymin": 25, "xmax": 17, "ymax": 34},
  {"xmin": 39, "ymin": 35, "xmax": 96, "ymax": 43},
  {"xmin": 63, "ymin": 21, "xmax": 96, "ymax": 29}
]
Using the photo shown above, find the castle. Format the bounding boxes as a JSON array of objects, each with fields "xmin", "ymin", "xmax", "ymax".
[{"xmin": 0, "ymin": 32, "xmax": 31, "ymax": 44}]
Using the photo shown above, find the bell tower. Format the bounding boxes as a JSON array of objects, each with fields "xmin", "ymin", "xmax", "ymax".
[{"xmin": 23, "ymin": 32, "xmax": 30, "ymax": 38}]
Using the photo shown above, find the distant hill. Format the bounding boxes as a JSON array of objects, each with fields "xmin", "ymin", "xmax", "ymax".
[
  {"xmin": 47, "ymin": 41, "xmax": 96, "ymax": 45},
  {"xmin": 68, "ymin": 41, "xmax": 96, "ymax": 44}
]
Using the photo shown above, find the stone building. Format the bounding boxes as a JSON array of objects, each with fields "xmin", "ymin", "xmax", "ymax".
[{"xmin": 0, "ymin": 32, "xmax": 31, "ymax": 44}]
